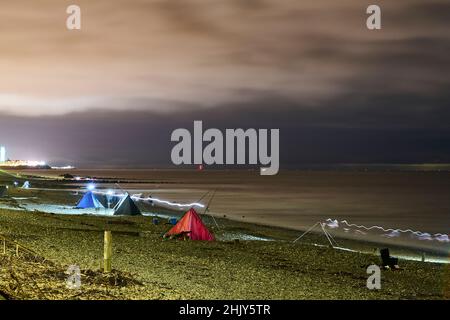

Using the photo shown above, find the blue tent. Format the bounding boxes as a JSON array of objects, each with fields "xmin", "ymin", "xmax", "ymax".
[{"xmin": 76, "ymin": 191, "xmax": 105, "ymax": 209}]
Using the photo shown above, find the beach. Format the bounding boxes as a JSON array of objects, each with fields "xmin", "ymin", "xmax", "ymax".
[
  {"xmin": 11, "ymin": 168, "xmax": 450, "ymax": 252},
  {"xmin": 0, "ymin": 168, "xmax": 449, "ymax": 299},
  {"xmin": 0, "ymin": 206, "xmax": 448, "ymax": 300}
]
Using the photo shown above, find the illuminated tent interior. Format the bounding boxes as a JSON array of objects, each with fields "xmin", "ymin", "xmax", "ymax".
[
  {"xmin": 164, "ymin": 208, "xmax": 215, "ymax": 241},
  {"xmin": 76, "ymin": 191, "xmax": 105, "ymax": 209}
]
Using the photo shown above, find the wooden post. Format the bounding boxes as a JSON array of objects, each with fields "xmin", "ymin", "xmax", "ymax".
[
  {"xmin": 103, "ymin": 231, "xmax": 112, "ymax": 273},
  {"xmin": 421, "ymin": 252, "xmax": 426, "ymax": 262},
  {"xmin": 3, "ymin": 240, "xmax": 5, "ymax": 255},
  {"xmin": 16, "ymin": 244, "xmax": 19, "ymax": 257}
]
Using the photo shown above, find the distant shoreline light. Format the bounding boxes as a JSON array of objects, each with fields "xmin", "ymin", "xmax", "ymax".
[
  {"xmin": 0, "ymin": 160, "xmax": 48, "ymax": 167},
  {"xmin": 51, "ymin": 165, "xmax": 75, "ymax": 170}
]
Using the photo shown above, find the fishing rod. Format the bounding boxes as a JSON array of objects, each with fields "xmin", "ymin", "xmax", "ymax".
[
  {"xmin": 203, "ymin": 189, "xmax": 220, "ymax": 229},
  {"xmin": 195, "ymin": 190, "xmax": 212, "ymax": 203}
]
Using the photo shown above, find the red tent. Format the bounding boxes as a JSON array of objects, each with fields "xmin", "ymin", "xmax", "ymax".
[{"xmin": 164, "ymin": 208, "xmax": 215, "ymax": 241}]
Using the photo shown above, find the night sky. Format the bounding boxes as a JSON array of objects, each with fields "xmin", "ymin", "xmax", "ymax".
[{"xmin": 0, "ymin": 0, "xmax": 449, "ymax": 167}]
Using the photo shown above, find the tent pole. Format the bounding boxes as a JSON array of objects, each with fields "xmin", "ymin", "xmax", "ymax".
[
  {"xmin": 294, "ymin": 221, "xmax": 343, "ymax": 249},
  {"xmin": 114, "ymin": 183, "xmax": 128, "ymax": 195},
  {"xmin": 320, "ymin": 223, "xmax": 335, "ymax": 248},
  {"xmin": 323, "ymin": 227, "xmax": 339, "ymax": 247},
  {"xmin": 293, "ymin": 222, "xmax": 320, "ymax": 243}
]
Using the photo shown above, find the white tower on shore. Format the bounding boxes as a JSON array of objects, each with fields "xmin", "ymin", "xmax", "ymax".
[{"xmin": 0, "ymin": 146, "xmax": 6, "ymax": 163}]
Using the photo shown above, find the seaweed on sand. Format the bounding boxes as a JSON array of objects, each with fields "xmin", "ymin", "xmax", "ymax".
[{"xmin": 0, "ymin": 254, "xmax": 142, "ymax": 300}]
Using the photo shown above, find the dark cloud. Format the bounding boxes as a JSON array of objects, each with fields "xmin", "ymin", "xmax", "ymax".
[
  {"xmin": 2, "ymin": 0, "xmax": 448, "ymax": 115},
  {"xmin": 405, "ymin": 1, "xmax": 450, "ymax": 24},
  {"xmin": 0, "ymin": 1, "xmax": 448, "ymax": 166},
  {"xmin": 1, "ymin": 87, "xmax": 449, "ymax": 167}
]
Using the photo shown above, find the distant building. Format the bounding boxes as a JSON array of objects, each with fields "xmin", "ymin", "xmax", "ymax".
[
  {"xmin": 0, "ymin": 159, "xmax": 50, "ymax": 169},
  {"xmin": 0, "ymin": 146, "xmax": 5, "ymax": 163},
  {"xmin": 0, "ymin": 146, "xmax": 51, "ymax": 169}
]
